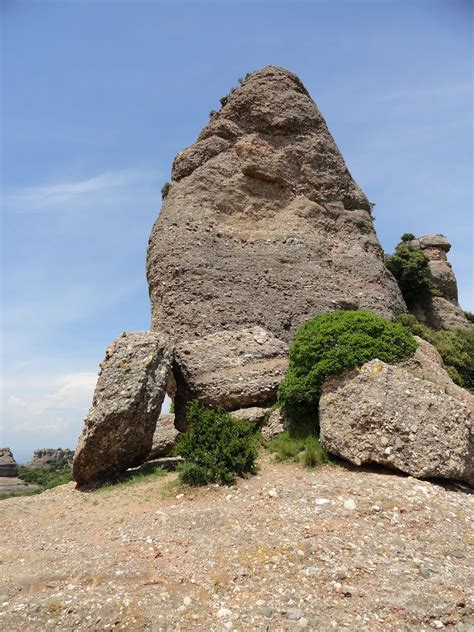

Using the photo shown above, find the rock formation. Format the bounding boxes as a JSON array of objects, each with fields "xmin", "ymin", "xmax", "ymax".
[
  {"xmin": 148, "ymin": 414, "xmax": 180, "ymax": 460},
  {"xmin": 0, "ymin": 448, "xmax": 19, "ymax": 477},
  {"xmin": 73, "ymin": 332, "xmax": 173, "ymax": 485},
  {"xmin": 320, "ymin": 338, "xmax": 473, "ymax": 486},
  {"xmin": 26, "ymin": 448, "xmax": 74, "ymax": 469},
  {"xmin": 409, "ymin": 234, "xmax": 469, "ymax": 330},
  {"xmin": 147, "ymin": 65, "xmax": 406, "ymax": 425}
]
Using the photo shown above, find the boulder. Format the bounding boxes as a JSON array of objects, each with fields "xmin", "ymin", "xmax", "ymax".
[
  {"xmin": 0, "ymin": 448, "xmax": 19, "ymax": 477},
  {"xmin": 148, "ymin": 414, "xmax": 180, "ymax": 460},
  {"xmin": 319, "ymin": 339, "xmax": 473, "ymax": 486},
  {"xmin": 409, "ymin": 234, "xmax": 469, "ymax": 330},
  {"xmin": 147, "ymin": 65, "xmax": 405, "ymax": 422},
  {"xmin": 173, "ymin": 326, "xmax": 288, "ymax": 430},
  {"xmin": 73, "ymin": 332, "xmax": 173, "ymax": 485},
  {"xmin": 230, "ymin": 407, "xmax": 269, "ymax": 424},
  {"xmin": 26, "ymin": 448, "xmax": 74, "ymax": 469}
]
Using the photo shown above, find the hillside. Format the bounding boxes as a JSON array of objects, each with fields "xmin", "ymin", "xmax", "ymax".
[{"xmin": 1, "ymin": 457, "xmax": 472, "ymax": 631}]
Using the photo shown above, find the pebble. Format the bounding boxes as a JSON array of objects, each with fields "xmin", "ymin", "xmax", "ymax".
[
  {"xmin": 217, "ymin": 607, "xmax": 232, "ymax": 618},
  {"xmin": 260, "ymin": 606, "xmax": 274, "ymax": 617},
  {"xmin": 432, "ymin": 621, "xmax": 444, "ymax": 629},
  {"xmin": 183, "ymin": 596, "xmax": 192, "ymax": 606},
  {"xmin": 287, "ymin": 608, "xmax": 302, "ymax": 621},
  {"xmin": 268, "ymin": 489, "xmax": 278, "ymax": 498},
  {"xmin": 343, "ymin": 499, "xmax": 357, "ymax": 510},
  {"xmin": 315, "ymin": 498, "xmax": 331, "ymax": 505}
]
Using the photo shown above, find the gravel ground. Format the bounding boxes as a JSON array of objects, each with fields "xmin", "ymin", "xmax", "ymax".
[{"xmin": 0, "ymin": 456, "xmax": 472, "ymax": 631}]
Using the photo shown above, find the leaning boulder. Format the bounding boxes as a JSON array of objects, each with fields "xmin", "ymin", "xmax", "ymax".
[
  {"xmin": 148, "ymin": 414, "xmax": 180, "ymax": 460},
  {"xmin": 0, "ymin": 448, "xmax": 19, "ymax": 477},
  {"xmin": 319, "ymin": 339, "xmax": 473, "ymax": 486},
  {"xmin": 73, "ymin": 332, "xmax": 173, "ymax": 485}
]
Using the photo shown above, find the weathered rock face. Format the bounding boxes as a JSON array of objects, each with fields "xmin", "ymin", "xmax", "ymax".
[
  {"xmin": 73, "ymin": 332, "xmax": 173, "ymax": 485},
  {"xmin": 409, "ymin": 234, "xmax": 469, "ymax": 330},
  {"xmin": 230, "ymin": 407, "xmax": 269, "ymax": 425},
  {"xmin": 148, "ymin": 414, "xmax": 180, "ymax": 460},
  {"xmin": 173, "ymin": 326, "xmax": 288, "ymax": 430},
  {"xmin": 26, "ymin": 448, "xmax": 74, "ymax": 469},
  {"xmin": 319, "ymin": 338, "xmax": 474, "ymax": 486},
  {"xmin": 147, "ymin": 66, "xmax": 405, "ymax": 422},
  {"xmin": 0, "ymin": 448, "xmax": 19, "ymax": 477},
  {"xmin": 260, "ymin": 408, "xmax": 291, "ymax": 441}
]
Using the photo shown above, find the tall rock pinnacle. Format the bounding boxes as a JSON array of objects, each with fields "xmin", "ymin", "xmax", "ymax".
[{"xmin": 147, "ymin": 66, "xmax": 406, "ymax": 424}]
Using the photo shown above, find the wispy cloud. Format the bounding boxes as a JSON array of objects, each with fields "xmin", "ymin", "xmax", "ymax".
[
  {"xmin": 379, "ymin": 81, "xmax": 472, "ymax": 103},
  {"xmin": 3, "ymin": 168, "xmax": 159, "ymax": 213}
]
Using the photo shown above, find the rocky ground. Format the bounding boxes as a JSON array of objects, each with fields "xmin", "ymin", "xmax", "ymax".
[
  {"xmin": 0, "ymin": 477, "xmax": 40, "ymax": 496},
  {"xmin": 0, "ymin": 456, "xmax": 472, "ymax": 632}
]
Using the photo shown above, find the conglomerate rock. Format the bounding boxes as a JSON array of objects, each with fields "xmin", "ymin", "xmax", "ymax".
[
  {"xmin": 0, "ymin": 448, "xmax": 19, "ymax": 477},
  {"xmin": 409, "ymin": 234, "xmax": 469, "ymax": 330},
  {"xmin": 73, "ymin": 332, "xmax": 173, "ymax": 485},
  {"xmin": 319, "ymin": 338, "xmax": 474, "ymax": 486},
  {"xmin": 147, "ymin": 66, "xmax": 405, "ymax": 423}
]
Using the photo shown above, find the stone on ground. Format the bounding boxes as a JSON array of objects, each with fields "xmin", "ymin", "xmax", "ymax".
[
  {"xmin": 319, "ymin": 338, "xmax": 473, "ymax": 486},
  {"xmin": 73, "ymin": 332, "xmax": 173, "ymax": 485},
  {"xmin": 148, "ymin": 413, "xmax": 180, "ymax": 460}
]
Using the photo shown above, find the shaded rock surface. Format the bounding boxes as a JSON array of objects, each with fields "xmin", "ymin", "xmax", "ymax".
[
  {"xmin": 320, "ymin": 338, "xmax": 474, "ymax": 486},
  {"xmin": 25, "ymin": 448, "xmax": 74, "ymax": 470},
  {"xmin": 409, "ymin": 234, "xmax": 469, "ymax": 330},
  {"xmin": 147, "ymin": 65, "xmax": 405, "ymax": 421},
  {"xmin": 0, "ymin": 448, "xmax": 19, "ymax": 477},
  {"xmin": 261, "ymin": 408, "xmax": 291, "ymax": 440},
  {"xmin": 148, "ymin": 414, "xmax": 180, "ymax": 460},
  {"xmin": 73, "ymin": 332, "xmax": 173, "ymax": 485}
]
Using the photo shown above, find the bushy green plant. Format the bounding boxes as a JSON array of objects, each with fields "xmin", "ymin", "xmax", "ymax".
[
  {"xmin": 385, "ymin": 235, "xmax": 432, "ymax": 307},
  {"xmin": 396, "ymin": 314, "xmax": 474, "ymax": 391},
  {"xmin": 175, "ymin": 401, "xmax": 258, "ymax": 485},
  {"xmin": 464, "ymin": 311, "xmax": 474, "ymax": 324},
  {"xmin": 279, "ymin": 310, "xmax": 417, "ymax": 420},
  {"xmin": 18, "ymin": 461, "xmax": 72, "ymax": 490}
]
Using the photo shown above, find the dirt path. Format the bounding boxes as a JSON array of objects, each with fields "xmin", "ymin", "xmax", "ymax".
[{"xmin": 0, "ymin": 457, "xmax": 472, "ymax": 631}]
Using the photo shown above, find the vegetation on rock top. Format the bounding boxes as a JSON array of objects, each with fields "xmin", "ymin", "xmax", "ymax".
[
  {"xmin": 385, "ymin": 234, "xmax": 432, "ymax": 307},
  {"xmin": 278, "ymin": 310, "xmax": 417, "ymax": 421}
]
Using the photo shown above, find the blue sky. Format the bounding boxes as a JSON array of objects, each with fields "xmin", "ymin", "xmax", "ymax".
[{"xmin": 1, "ymin": 0, "xmax": 472, "ymax": 462}]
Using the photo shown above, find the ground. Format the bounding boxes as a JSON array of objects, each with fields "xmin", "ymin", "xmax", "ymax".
[{"xmin": 0, "ymin": 456, "xmax": 472, "ymax": 631}]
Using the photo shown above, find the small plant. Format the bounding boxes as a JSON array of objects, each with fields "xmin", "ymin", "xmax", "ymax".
[
  {"xmin": 175, "ymin": 401, "xmax": 258, "ymax": 485},
  {"xmin": 266, "ymin": 417, "xmax": 329, "ymax": 467},
  {"xmin": 278, "ymin": 310, "xmax": 417, "ymax": 421},
  {"xmin": 161, "ymin": 182, "xmax": 171, "ymax": 200},
  {"xmin": 464, "ymin": 311, "xmax": 474, "ymax": 324},
  {"xmin": 385, "ymin": 234, "xmax": 432, "ymax": 307}
]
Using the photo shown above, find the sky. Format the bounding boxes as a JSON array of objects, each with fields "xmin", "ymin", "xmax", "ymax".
[{"xmin": 1, "ymin": 0, "xmax": 472, "ymax": 462}]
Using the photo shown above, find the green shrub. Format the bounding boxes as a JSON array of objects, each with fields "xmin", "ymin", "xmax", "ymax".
[
  {"xmin": 464, "ymin": 311, "xmax": 474, "ymax": 324},
  {"xmin": 395, "ymin": 314, "xmax": 474, "ymax": 391},
  {"xmin": 278, "ymin": 310, "xmax": 417, "ymax": 420},
  {"xmin": 18, "ymin": 461, "xmax": 72, "ymax": 490},
  {"xmin": 175, "ymin": 401, "xmax": 258, "ymax": 485},
  {"xmin": 266, "ymin": 417, "xmax": 329, "ymax": 468},
  {"xmin": 385, "ymin": 235, "xmax": 432, "ymax": 307}
]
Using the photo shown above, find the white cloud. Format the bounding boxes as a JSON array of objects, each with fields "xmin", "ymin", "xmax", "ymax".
[
  {"xmin": 2, "ymin": 372, "xmax": 97, "ymax": 436},
  {"xmin": 3, "ymin": 168, "xmax": 159, "ymax": 213}
]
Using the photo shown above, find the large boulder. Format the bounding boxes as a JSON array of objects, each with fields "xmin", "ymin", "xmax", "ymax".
[
  {"xmin": 26, "ymin": 448, "xmax": 74, "ymax": 469},
  {"xmin": 173, "ymin": 326, "xmax": 288, "ymax": 430},
  {"xmin": 319, "ymin": 338, "xmax": 473, "ymax": 486},
  {"xmin": 0, "ymin": 448, "xmax": 19, "ymax": 477},
  {"xmin": 409, "ymin": 234, "xmax": 469, "ymax": 330},
  {"xmin": 73, "ymin": 332, "xmax": 173, "ymax": 485},
  {"xmin": 147, "ymin": 66, "xmax": 406, "ymax": 424}
]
